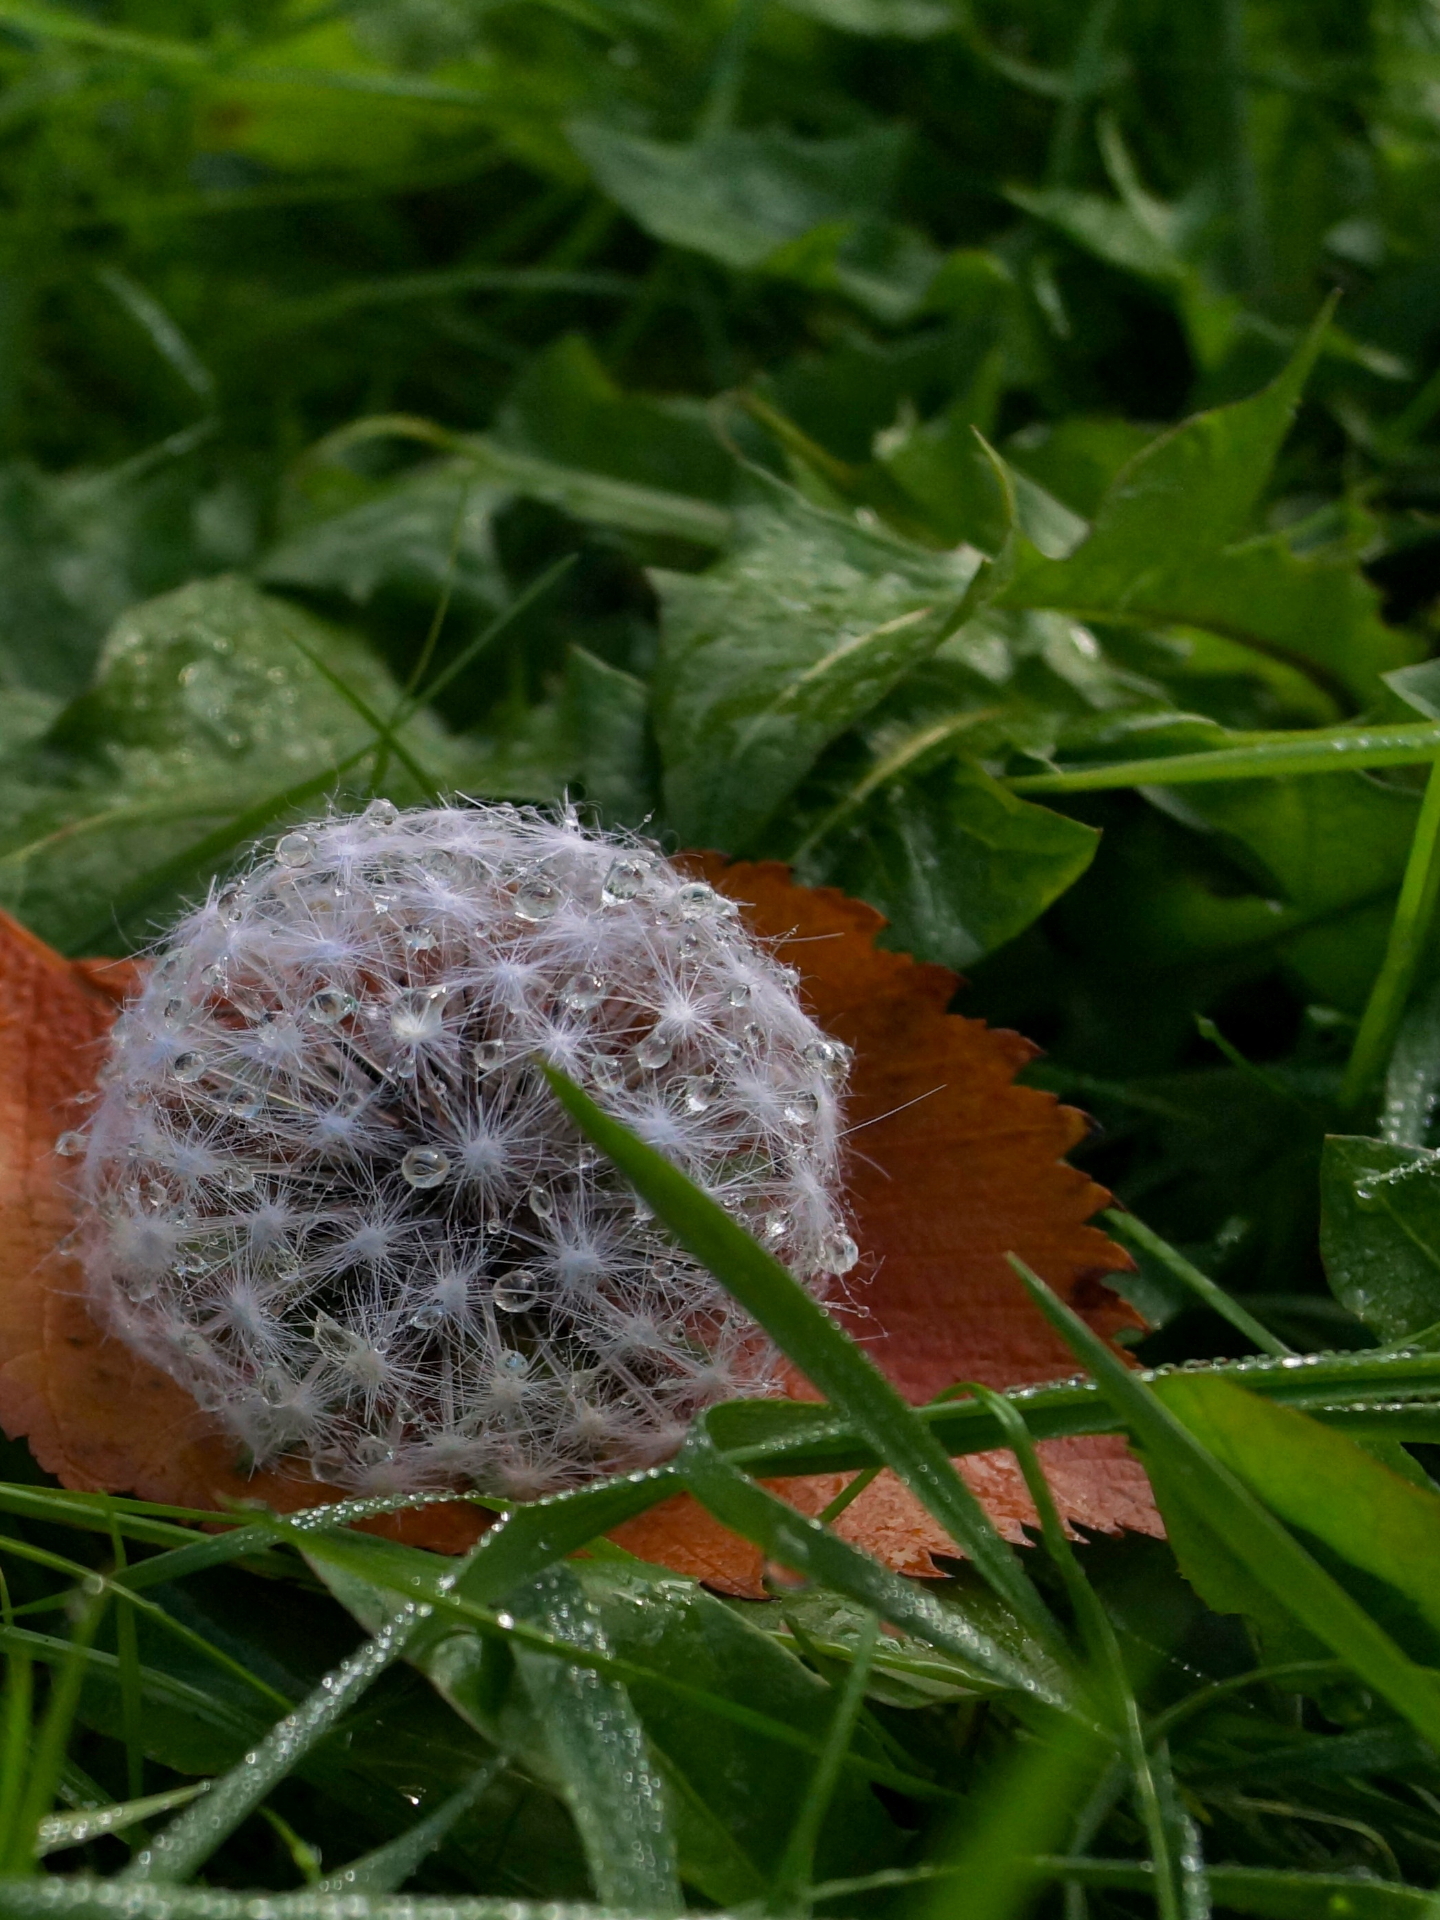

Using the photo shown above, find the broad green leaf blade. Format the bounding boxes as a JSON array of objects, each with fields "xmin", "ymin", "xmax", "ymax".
[
  {"xmin": 1320, "ymin": 1137, "xmax": 1440, "ymax": 1341},
  {"xmin": 538, "ymin": 1064, "xmax": 1062, "ymax": 1649},
  {"xmin": 654, "ymin": 476, "xmax": 979, "ymax": 849},
  {"xmin": 799, "ymin": 755, "xmax": 1097, "ymax": 968},
  {"xmin": 1153, "ymin": 1373, "xmax": 1440, "ymax": 1663},
  {"xmin": 1009, "ymin": 1258, "xmax": 1440, "ymax": 1751},
  {"xmin": 508, "ymin": 1565, "xmax": 680, "ymax": 1915}
]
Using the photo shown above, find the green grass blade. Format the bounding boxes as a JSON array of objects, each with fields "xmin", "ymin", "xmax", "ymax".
[
  {"xmin": 0, "ymin": 1646, "xmax": 32, "ymax": 1870},
  {"xmin": 1008, "ymin": 1255, "xmax": 1440, "ymax": 1753},
  {"xmin": 317, "ymin": 1761, "xmax": 506, "ymax": 1893},
  {"xmin": 1342, "ymin": 753, "xmax": 1440, "ymax": 1107},
  {"xmin": 1006, "ymin": 720, "xmax": 1440, "ymax": 792},
  {"xmin": 538, "ymin": 1063, "xmax": 1064, "ymax": 1650},
  {"xmin": 678, "ymin": 1416, "xmax": 1071, "ymax": 1707},
  {"xmin": 509, "ymin": 1566, "xmax": 681, "ymax": 1915},
  {"xmin": 122, "ymin": 1602, "xmax": 431, "ymax": 1885},
  {"xmin": 764, "ymin": 1612, "xmax": 877, "ymax": 1916},
  {"xmin": 2, "ymin": 1588, "xmax": 107, "ymax": 1874},
  {"xmin": 1032, "ymin": 1859, "xmax": 1429, "ymax": 1917},
  {"xmin": 1103, "ymin": 1210, "xmax": 1291, "ymax": 1356},
  {"xmin": 35, "ymin": 1784, "xmax": 210, "ymax": 1859}
]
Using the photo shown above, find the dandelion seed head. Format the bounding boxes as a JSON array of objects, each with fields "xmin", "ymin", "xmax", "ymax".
[{"xmin": 75, "ymin": 802, "xmax": 855, "ymax": 1496}]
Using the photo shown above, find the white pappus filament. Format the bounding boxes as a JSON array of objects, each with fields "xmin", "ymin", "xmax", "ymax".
[{"xmin": 72, "ymin": 801, "xmax": 860, "ymax": 1498}]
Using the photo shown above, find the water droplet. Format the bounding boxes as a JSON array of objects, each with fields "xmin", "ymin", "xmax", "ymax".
[
  {"xmin": 783, "ymin": 1089, "xmax": 821, "ymax": 1125},
  {"xmin": 258, "ymin": 1365, "xmax": 294, "ymax": 1408},
  {"xmin": 673, "ymin": 881, "xmax": 717, "ymax": 920},
  {"xmin": 400, "ymin": 1146, "xmax": 451, "ymax": 1190},
  {"xmin": 403, "ymin": 927, "xmax": 436, "ymax": 955},
  {"xmin": 591, "ymin": 1055, "xmax": 626, "ymax": 1091},
  {"xmin": 275, "ymin": 831, "xmax": 314, "ymax": 870},
  {"xmin": 495, "ymin": 1270, "xmax": 542, "ymax": 1313},
  {"xmin": 500, "ymin": 1350, "xmax": 530, "ymax": 1374},
  {"xmin": 223, "ymin": 1164, "xmax": 257, "ymax": 1194},
  {"xmin": 1355, "ymin": 1183, "xmax": 1381, "ymax": 1209},
  {"xmin": 201, "ymin": 960, "xmax": 229, "ymax": 990},
  {"xmin": 172, "ymin": 1051, "xmax": 206, "ymax": 1083},
  {"xmin": 473, "ymin": 1038, "xmax": 507, "ymax": 1072},
  {"xmin": 55, "ymin": 1130, "xmax": 85, "ymax": 1158},
  {"xmin": 409, "ymin": 1299, "xmax": 446, "ymax": 1331},
  {"xmin": 365, "ymin": 798, "xmax": 400, "ymax": 827},
  {"xmin": 802, "ymin": 1039, "xmax": 850, "ymax": 1083},
  {"xmin": 390, "ymin": 986, "xmax": 448, "ymax": 1044},
  {"xmin": 528, "ymin": 1183, "xmax": 555, "ymax": 1220},
  {"xmin": 741, "ymin": 1023, "xmax": 764, "ymax": 1050},
  {"xmin": 728, "ymin": 980, "xmax": 752, "ymax": 1007},
  {"xmin": 308, "ymin": 988, "xmax": 355, "ymax": 1025},
  {"xmin": 163, "ymin": 997, "xmax": 187, "ymax": 1026},
  {"xmin": 514, "ymin": 873, "xmax": 562, "ymax": 921},
  {"xmin": 636, "ymin": 1030, "xmax": 673, "ymax": 1071},
  {"xmin": 602, "ymin": 855, "xmax": 654, "ymax": 904},
  {"xmin": 563, "ymin": 972, "xmax": 606, "ymax": 1011},
  {"xmin": 649, "ymin": 1257, "xmax": 678, "ymax": 1283},
  {"xmin": 763, "ymin": 1210, "xmax": 790, "ymax": 1241},
  {"xmin": 684, "ymin": 1074, "xmax": 721, "ymax": 1114},
  {"xmin": 222, "ymin": 1082, "xmax": 262, "ymax": 1119},
  {"xmin": 819, "ymin": 1229, "xmax": 859, "ymax": 1275}
]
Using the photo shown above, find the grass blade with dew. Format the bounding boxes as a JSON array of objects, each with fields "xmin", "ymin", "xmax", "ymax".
[
  {"xmin": 678, "ymin": 1412, "xmax": 1072, "ymax": 1709},
  {"xmin": 121, "ymin": 1599, "xmax": 436, "ymax": 1885},
  {"xmin": 1007, "ymin": 1254, "xmax": 1440, "ymax": 1753},
  {"xmin": 1005, "ymin": 720, "xmax": 1440, "ymax": 792},
  {"xmin": 538, "ymin": 1063, "xmax": 1067, "ymax": 1656},
  {"xmin": 508, "ymin": 1564, "xmax": 681, "ymax": 1915},
  {"xmin": 317, "ymin": 1760, "xmax": 507, "ymax": 1894},
  {"xmin": 35, "ymin": 1784, "xmax": 210, "ymax": 1859},
  {"xmin": 763, "ymin": 1611, "xmax": 878, "ymax": 1917}
]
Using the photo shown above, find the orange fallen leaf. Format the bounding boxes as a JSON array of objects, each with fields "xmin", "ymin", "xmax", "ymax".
[{"xmin": 0, "ymin": 860, "xmax": 1160, "ymax": 1586}]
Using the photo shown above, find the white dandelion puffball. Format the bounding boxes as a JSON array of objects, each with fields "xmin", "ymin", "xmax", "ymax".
[{"xmin": 72, "ymin": 801, "xmax": 859, "ymax": 1498}]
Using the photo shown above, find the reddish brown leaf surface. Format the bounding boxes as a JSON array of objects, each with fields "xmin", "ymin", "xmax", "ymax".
[{"xmin": 0, "ymin": 862, "xmax": 1160, "ymax": 1583}]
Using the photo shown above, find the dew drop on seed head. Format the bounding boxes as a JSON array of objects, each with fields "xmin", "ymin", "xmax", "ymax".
[
  {"xmin": 223, "ymin": 1164, "xmax": 257, "ymax": 1195},
  {"xmin": 365, "ymin": 798, "xmax": 399, "ymax": 827},
  {"xmin": 409, "ymin": 1299, "xmax": 446, "ymax": 1331},
  {"xmin": 308, "ymin": 988, "xmax": 355, "ymax": 1025},
  {"xmin": 391, "ymin": 987, "xmax": 447, "ymax": 1044},
  {"xmin": 403, "ymin": 927, "xmax": 437, "ymax": 955},
  {"xmin": 514, "ymin": 873, "xmax": 562, "ymax": 921},
  {"xmin": 673, "ymin": 881, "xmax": 717, "ymax": 920},
  {"xmin": 495, "ymin": 1270, "xmax": 542, "ymax": 1313},
  {"xmin": 500, "ymin": 1350, "xmax": 530, "ymax": 1373},
  {"xmin": 172, "ymin": 1051, "xmax": 206, "ymax": 1083},
  {"xmin": 728, "ymin": 981, "xmax": 751, "ymax": 1007},
  {"xmin": 819, "ymin": 1229, "xmax": 859, "ymax": 1275},
  {"xmin": 803, "ymin": 1039, "xmax": 849, "ymax": 1083},
  {"xmin": 275, "ymin": 831, "xmax": 314, "ymax": 870},
  {"xmin": 602, "ymin": 855, "xmax": 652, "ymax": 904},
  {"xmin": 562, "ymin": 972, "xmax": 605, "ymax": 1011},
  {"xmin": 763, "ymin": 1211, "xmax": 790, "ymax": 1241},
  {"xmin": 635, "ymin": 1030, "xmax": 673, "ymax": 1071},
  {"xmin": 783, "ymin": 1089, "xmax": 821, "ymax": 1125},
  {"xmin": 528, "ymin": 1183, "xmax": 555, "ymax": 1220},
  {"xmin": 400, "ymin": 1146, "xmax": 451, "ymax": 1190},
  {"xmin": 684, "ymin": 1074, "xmax": 720, "ymax": 1114},
  {"xmin": 56, "ymin": 1130, "xmax": 85, "ymax": 1158}
]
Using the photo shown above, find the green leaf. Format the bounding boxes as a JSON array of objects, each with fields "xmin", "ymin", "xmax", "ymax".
[
  {"xmin": 654, "ymin": 476, "xmax": 979, "ymax": 849},
  {"xmin": 568, "ymin": 122, "xmax": 939, "ymax": 321},
  {"xmin": 1320, "ymin": 1136, "xmax": 1440, "ymax": 1341},
  {"xmin": 562, "ymin": 645, "xmax": 654, "ymax": 827},
  {"xmin": 505, "ymin": 1565, "xmax": 680, "ymax": 1915},
  {"xmin": 996, "ymin": 315, "xmax": 1417, "ymax": 704},
  {"xmin": 798, "ymin": 754, "xmax": 1098, "ymax": 968},
  {"xmin": 0, "ymin": 573, "xmax": 476, "ymax": 952}
]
